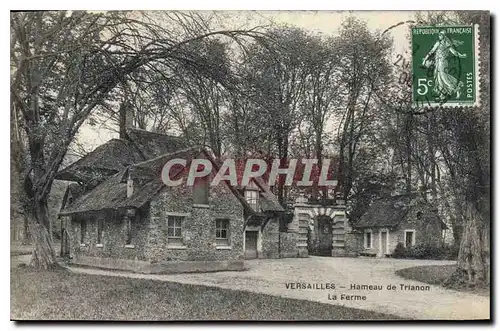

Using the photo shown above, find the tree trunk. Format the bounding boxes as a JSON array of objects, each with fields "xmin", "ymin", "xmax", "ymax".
[
  {"xmin": 22, "ymin": 177, "xmax": 59, "ymax": 269},
  {"xmin": 451, "ymin": 220, "xmax": 463, "ymax": 247},
  {"xmin": 28, "ymin": 217, "xmax": 59, "ymax": 270},
  {"xmin": 448, "ymin": 202, "xmax": 489, "ymax": 286},
  {"xmin": 404, "ymin": 113, "xmax": 412, "ymax": 194},
  {"xmin": 12, "ymin": 111, "xmax": 57, "ymax": 268},
  {"xmin": 312, "ymin": 138, "xmax": 322, "ymax": 200}
]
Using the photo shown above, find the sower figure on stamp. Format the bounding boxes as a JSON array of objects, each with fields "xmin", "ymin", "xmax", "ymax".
[{"xmin": 422, "ymin": 30, "xmax": 467, "ymax": 101}]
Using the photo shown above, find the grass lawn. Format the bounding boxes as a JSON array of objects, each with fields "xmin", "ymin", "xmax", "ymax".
[
  {"xmin": 395, "ymin": 265, "xmax": 489, "ymax": 296},
  {"xmin": 11, "ymin": 266, "xmax": 399, "ymax": 321}
]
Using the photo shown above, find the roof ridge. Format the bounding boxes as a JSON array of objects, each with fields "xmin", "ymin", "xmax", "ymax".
[
  {"xmin": 132, "ymin": 145, "xmax": 204, "ymax": 168},
  {"xmin": 126, "ymin": 127, "xmax": 183, "ymax": 138},
  {"xmin": 66, "ymin": 138, "xmax": 132, "ymax": 157}
]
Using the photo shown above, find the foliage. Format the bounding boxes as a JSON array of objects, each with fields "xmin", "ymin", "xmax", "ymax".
[
  {"xmin": 334, "ymin": 18, "xmax": 393, "ymax": 201},
  {"xmin": 392, "ymin": 243, "xmax": 458, "ymax": 260},
  {"xmin": 10, "ymin": 10, "xmax": 490, "ymax": 281},
  {"xmin": 392, "ymin": 242, "xmax": 406, "ymax": 258},
  {"xmin": 10, "ymin": 10, "xmax": 272, "ymax": 268}
]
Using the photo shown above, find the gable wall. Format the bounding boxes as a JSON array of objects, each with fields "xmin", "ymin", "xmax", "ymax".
[
  {"xmin": 144, "ymin": 174, "xmax": 245, "ymax": 263},
  {"xmin": 397, "ymin": 206, "xmax": 443, "ymax": 247}
]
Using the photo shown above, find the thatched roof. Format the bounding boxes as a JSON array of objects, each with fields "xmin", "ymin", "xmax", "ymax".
[
  {"xmin": 204, "ymin": 151, "xmax": 284, "ymax": 213},
  {"xmin": 59, "ymin": 169, "xmax": 166, "ymax": 215},
  {"xmin": 59, "ymin": 170, "xmax": 128, "ymax": 215},
  {"xmin": 126, "ymin": 127, "xmax": 187, "ymax": 160},
  {"xmin": 130, "ymin": 146, "xmax": 283, "ymax": 213},
  {"xmin": 60, "ymin": 146, "xmax": 284, "ymax": 215},
  {"xmin": 130, "ymin": 146, "xmax": 203, "ymax": 181},
  {"xmin": 249, "ymin": 177, "xmax": 284, "ymax": 213},
  {"xmin": 353, "ymin": 194, "xmax": 445, "ymax": 229},
  {"xmin": 55, "ymin": 139, "xmax": 142, "ymax": 182},
  {"xmin": 55, "ymin": 128, "xmax": 187, "ymax": 183},
  {"xmin": 59, "ymin": 183, "xmax": 86, "ymax": 212}
]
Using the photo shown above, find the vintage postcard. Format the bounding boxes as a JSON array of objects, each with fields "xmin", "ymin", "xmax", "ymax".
[{"xmin": 10, "ymin": 10, "xmax": 491, "ymax": 321}]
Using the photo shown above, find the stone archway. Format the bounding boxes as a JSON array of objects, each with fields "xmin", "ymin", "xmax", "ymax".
[
  {"xmin": 289, "ymin": 196, "xmax": 350, "ymax": 257},
  {"xmin": 310, "ymin": 214, "xmax": 333, "ymax": 256}
]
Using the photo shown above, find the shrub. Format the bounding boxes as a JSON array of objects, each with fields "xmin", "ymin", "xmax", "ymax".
[
  {"xmin": 393, "ymin": 243, "xmax": 458, "ymax": 260},
  {"xmin": 392, "ymin": 242, "xmax": 406, "ymax": 258}
]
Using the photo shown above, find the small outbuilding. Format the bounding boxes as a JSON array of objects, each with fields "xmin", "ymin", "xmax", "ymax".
[{"xmin": 351, "ymin": 194, "xmax": 447, "ymax": 257}]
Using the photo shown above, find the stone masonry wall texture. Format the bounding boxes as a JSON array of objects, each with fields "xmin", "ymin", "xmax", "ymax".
[
  {"xmin": 352, "ymin": 206, "xmax": 445, "ymax": 257},
  {"xmin": 69, "ymin": 209, "xmax": 149, "ymax": 261},
  {"xmin": 259, "ymin": 218, "xmax": 299, "ymax": 259},
  {"xmin": 144, "ymin": 176, "xmax": 244, "ymax": 263},
  {"xmin": 69, "ymin": 172, "xmax": 245, "ymax": 265}
]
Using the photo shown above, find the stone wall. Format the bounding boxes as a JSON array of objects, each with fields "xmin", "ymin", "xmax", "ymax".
[
  {"xmin": 344, "ymin": 231, "xmax": 363, "ymax": 257},
  {"xmin": 144, "ymin": 177, "xmax": 245, "ymax": 263},
  {"xmin": 259, "ymin": 217, "xmax": 299, "ymax": 259},
  {"xmin": 290, "ymin": 204, "xmax": 313, "ymax": 258},
  {"xmin": 331, "ymin": 212, "xmax": 348, "ymax": 256},
  {"xmin": 400, "ymin": 206, "xmax": 444, "ymax": 247},
  {"xmin": 292, "ymin": 198, "xmax": 349, "ymax": 257},
  {"xmin": 354, "ymin": 206, "xmax": 445, "ymax": 257},
  {"xmin": 68, "ymin": 174, "xmax": 245, "ymax": 265},
  {"xmin": 68, "ymin": 209, "xmax": 149, "ymax": 261}
]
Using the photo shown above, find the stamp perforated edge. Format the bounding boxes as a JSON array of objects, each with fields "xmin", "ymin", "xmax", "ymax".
[{"xmin": 409, "ymin": 23, "xmax": 481, "ymax": 109}]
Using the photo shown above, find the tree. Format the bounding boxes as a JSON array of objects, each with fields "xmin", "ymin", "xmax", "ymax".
[
  {"xmin": 334, "ymin": 17, "xmax": 393, "ymax": 200},
  {"xmin": 172, "ymin": 39, "xmax": 233, "ymax": 157},
  {"xmin": 438, "ymin": 108, "xmax": 490, "ymax": 285},
  {"xmin": 10, "ymin": 10, "xmax": 270, "ymax": 269},
  {"xmin": 417, "ymin": 11, "xmax": 490, "ymax": 286},
  {"xmin": 299, "ymin": 36, "xmax": 340, "ymax": 199},
  {"xmin": 224, "ymin": 80, "xmax": 272, "ymax": 157},
  {"xmin": 242, "ymin": 27, "xmax": 313, "ymax": 203},
  {"xmin": 383, "ymin": 10, "xmax": 490, "ymax": 286}
]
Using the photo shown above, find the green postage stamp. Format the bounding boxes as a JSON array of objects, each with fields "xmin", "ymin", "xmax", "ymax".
[{"xmin": 412, "ymin": 25, "xmax": 480, "ymax": 107}]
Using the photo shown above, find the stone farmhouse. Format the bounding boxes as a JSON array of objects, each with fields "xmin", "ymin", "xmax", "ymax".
[
  {"xmin": 350, "ymin": 194, "xmax": 447, "ymax": 257},
  {"xmin": 55, "ymin": 126, "xmax": 446, "ymax": 272},
  {"xmin": 50, "ymin": 126, "xmax": 448, "ymax": 271},
  {"xmin": 56, "ymin": 128, "xmax": 348, "ymax": 273}
]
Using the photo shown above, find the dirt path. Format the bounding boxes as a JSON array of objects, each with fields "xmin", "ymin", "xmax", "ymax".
[{"xmin": 12, "ymin": 255, "xmax": 490, "ymax": 320}]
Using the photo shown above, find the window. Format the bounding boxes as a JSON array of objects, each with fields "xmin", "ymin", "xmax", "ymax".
[
  {"xmin": 125, "ymin": 217, "xmax": 132, "ymax": 245},
  {"xmin": 193, "ymin": 177, "xmax": 209, "ymax": 205},
  {"xmin": 80, "ymin": 220, "xmax": 86, "ymax": 244},
  {"xmin": 245, "ymin": 190, "xmax": 260, "ymax": 211},
  {"xmin": 97, "ymin": 219, "xmax": 104, "ymax": 245},
  {"xmin": 364, "ymin": 230, "xmax": 372, "ymax": 249},
  {"xmin": 405, "ymin": 230, "xmax": 416, "ymax": 247},
  {"xmin": 215, "ymin": 219, "xmax": 230, "ymax": 246},
  {"xmin": 167, "ymin": 216, "xmax": 183, "ymax": 245}
]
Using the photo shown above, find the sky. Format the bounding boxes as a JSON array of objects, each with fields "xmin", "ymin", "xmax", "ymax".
[{"xmin": 76, "ymin": 10, "xmax": 417, "ymax": 151}]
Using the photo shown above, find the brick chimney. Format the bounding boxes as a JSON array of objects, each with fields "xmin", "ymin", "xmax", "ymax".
[
  {"xmin": 119, "ymin": 100, "xmax": 134, "ymax": 139},
  {"xmin": 126, "ymin": 171, "xmax": 134, "ymax": 198}
]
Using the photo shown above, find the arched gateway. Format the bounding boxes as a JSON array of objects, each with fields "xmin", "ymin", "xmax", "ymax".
[{"xmin": 292, "ymin": 195, "xmax": 355, "ymax": 257}]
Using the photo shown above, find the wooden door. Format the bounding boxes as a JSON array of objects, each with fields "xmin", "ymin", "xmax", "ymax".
[
  {"xmin": 381, "ymin": 231, "xmax": 388, "ymax": 256},
  {"xmin": 244, "ymin": 231, "xmax": 258, "ymax": 259},
  {"xmin": 317, "ymin": 216, "xmax": 332, "ymax": 256}
]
